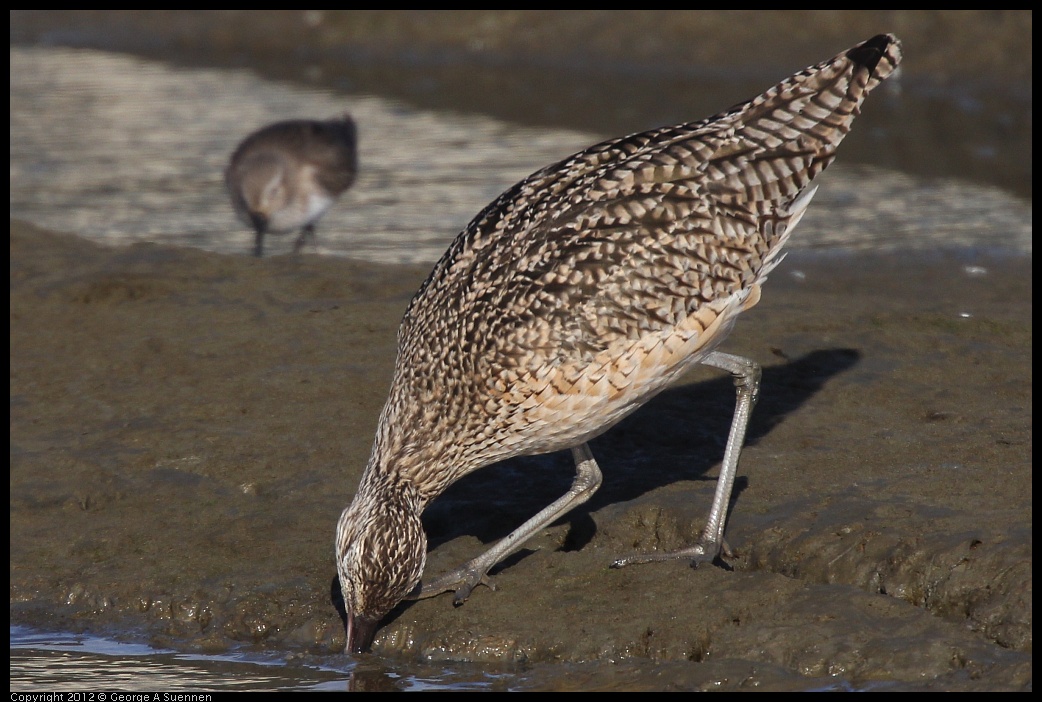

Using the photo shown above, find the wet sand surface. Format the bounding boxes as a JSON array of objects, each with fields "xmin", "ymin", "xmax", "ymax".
[{"xmin": 9, "ymin": 11, "xmax": 1032, "ymax": 691}]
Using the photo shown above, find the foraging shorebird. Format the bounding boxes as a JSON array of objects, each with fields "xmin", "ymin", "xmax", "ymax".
[
  {"xmin": 226, "ymin": 115, "xmax": 357, "ymax": 257},
  {"xmin": 336, "ymin": 35, "xmax": 902, "ymax": 653}
]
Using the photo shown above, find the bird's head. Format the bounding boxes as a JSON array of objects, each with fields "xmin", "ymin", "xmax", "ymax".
[{"xmin": 335, "ymin": 479, "xmax": 427, "ymax": 654}]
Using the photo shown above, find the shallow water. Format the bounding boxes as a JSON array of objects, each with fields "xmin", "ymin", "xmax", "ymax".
[
  {"xmin": 8, "ymin": 625, "xmax": 888, "ymax": 691},
  {"xmin": 10, "ymin": 626, "xmax": 525, "ymax": 692},
  {"xmin": 10, "ymin": 626, "xmax": 351, "ymax": 692},
  {"xmin": 9, "ymin": 45, "xmax": 598, "ymax": 264},
  {"xmin": 9, "ymin": 45, "xmax": 1031, "ymax": 262},
  {"xmin": 9, "ymin": 16, "xmax": 1032, "ymax": 693}
]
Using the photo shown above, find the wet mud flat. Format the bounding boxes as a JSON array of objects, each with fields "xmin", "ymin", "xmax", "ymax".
[{"xmin": 9, "ymin": 221, "xmax": 1031, "ymax": 690}]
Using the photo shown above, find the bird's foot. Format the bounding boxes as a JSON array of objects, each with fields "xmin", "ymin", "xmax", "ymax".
[
  {"xmin": 411, "ymin": 566, "xmax": 497, "ymax": 606},
  {"xmin": 610, "ymin": 536, "xmax": 735, "ymax": 570}
]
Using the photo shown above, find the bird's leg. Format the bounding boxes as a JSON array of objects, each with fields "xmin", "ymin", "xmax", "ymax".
[
  {"xmin": 253, "ymin": 229, "xmax": 266, "ymax": 258},
  {"xmin": 293, "ymin": 224, "xmax": 316, "ymax": 254},
  {"xmin": 612, "ymin": 351, "xmax": 760, "ymax": 569},
  {"xmin": 414, "ymin": 443, "xmax": 603, "ymax": 605}
]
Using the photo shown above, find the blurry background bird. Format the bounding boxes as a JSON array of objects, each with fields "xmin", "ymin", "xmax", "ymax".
[{"xmin": 226, "ymin": 114, "xmax": 357, "ymax": 257}]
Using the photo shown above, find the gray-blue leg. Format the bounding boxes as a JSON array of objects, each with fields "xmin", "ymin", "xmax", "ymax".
[
  {"xmin": 612, "ymin": 350, "xmax": 760, "ymax": 568},
  {"xmin": 416, "ymin": 443, "xmax": 603, "ymax": 604}
]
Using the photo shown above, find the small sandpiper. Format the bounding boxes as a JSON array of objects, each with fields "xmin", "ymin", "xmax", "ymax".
[
  {"xmin": 336, "ymin": 34, "xmax": 902, "ymax": 653},
  {"xmin": 226, "ymin": 115, "xmax": 357, "ymax": 257}
]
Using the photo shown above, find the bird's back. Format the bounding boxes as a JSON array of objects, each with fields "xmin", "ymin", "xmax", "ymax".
[
  {"xmin": 227, "ymin": 115, "xmax": 358, "ymax": 196},
  {"xmin": 378, "ymin": 35, "xmax": 902, "ymax": 497}
]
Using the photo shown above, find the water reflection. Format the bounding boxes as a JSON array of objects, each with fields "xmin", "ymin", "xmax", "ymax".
[
  {"xmin": 10, "ymin": 626, "xmax": 510, "ymax": 692},
  {"xmin": 10, "ymin": 626, "xmax": 352, "ymax": 691}
]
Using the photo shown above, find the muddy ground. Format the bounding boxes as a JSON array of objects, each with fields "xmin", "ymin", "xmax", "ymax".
[{"xmin": 10, "ymin": 220, "xmax": 1031, "ymax": 690}]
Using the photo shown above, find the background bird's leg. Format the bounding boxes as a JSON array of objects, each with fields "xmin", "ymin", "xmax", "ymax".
[
  {"xmin": 612, "ymin": 351, "xmax": 761, "ymax": 568},
  {"xmin": 253, "ymin": 229, "xmax": 266, "ymax": 258},
  {"xmin": 293, "ymin": 223, "xmax": 316, "ymax": 254},
  {"xmin": 415, "ymin": 443, "xmax": 603, "ymax": 605}
]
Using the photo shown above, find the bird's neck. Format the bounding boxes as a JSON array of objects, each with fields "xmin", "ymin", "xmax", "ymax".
[{"xmin": 356, "ymin": 458, "xmax": 428, "ymax": 516}]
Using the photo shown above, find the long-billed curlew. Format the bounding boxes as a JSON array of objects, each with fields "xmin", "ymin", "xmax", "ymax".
[{"xmin": 336, "ymin": 34, "xmax": 902, "ymax": 653}]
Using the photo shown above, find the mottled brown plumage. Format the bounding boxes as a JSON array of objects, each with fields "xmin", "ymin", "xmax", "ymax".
[
  {"xmin": 337, "ymin": 35, "xmax": 902, "ymax": 653},
  {"xmin": 226, "ymin": 115, "xmax": 357, "ymax": 257}
]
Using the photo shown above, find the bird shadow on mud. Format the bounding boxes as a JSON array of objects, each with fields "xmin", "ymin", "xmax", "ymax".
[
  {"xmin": 420, "ymin": 347, "xmax": 860, "ymax": 552},
  {"xmin": 331, "ymin": 347, "xmax": 860, "ymax": 638}
]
